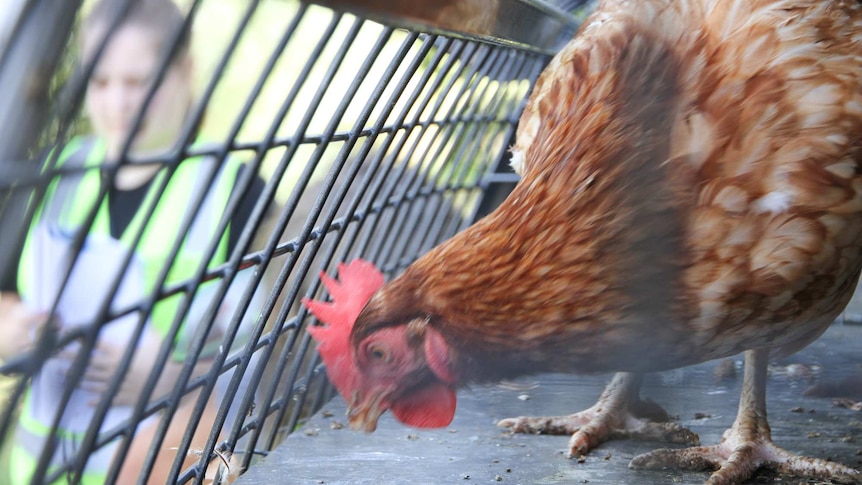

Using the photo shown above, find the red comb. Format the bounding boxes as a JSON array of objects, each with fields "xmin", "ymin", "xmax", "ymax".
[{"xmin": 303, "ymin": 259, "xmax": 385, "ymax": 400}]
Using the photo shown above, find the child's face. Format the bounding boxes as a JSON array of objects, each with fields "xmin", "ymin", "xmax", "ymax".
[{"xmin": 83, "ymin": 24, "xmax": 193, "ymax": 159}]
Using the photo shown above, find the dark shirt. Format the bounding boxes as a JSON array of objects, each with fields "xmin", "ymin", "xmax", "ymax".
[{"xmin": 0, "ymin": 164, "xmax": 265, "ymax": 292}]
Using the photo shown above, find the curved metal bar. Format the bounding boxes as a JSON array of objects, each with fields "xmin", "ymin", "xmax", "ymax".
[{"xmin": 315, "ymin": 0, "xmax": 590, "ymax": 55}]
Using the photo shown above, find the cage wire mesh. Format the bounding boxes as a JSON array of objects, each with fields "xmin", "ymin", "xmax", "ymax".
[
  {"xmin": 0, "ymin": 0, "xmax": 592, "ymax": 483},
  {"xmin": 4, "ymin": 0, "xmax": 862, "ymax": 483}
]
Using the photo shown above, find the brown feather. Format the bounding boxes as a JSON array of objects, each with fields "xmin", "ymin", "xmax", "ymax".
[{"xmin": 354, "ymin": 0, "xmax": 862, "ymax": 381}]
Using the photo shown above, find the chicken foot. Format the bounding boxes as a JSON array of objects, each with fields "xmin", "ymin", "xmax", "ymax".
[
  {"xmin": 630, "ymin": 349, "xmax": 861, "ymax": 485},
  {"xmin": 497, "ymin": 372, "xmax": 699, "ymax": 458}
]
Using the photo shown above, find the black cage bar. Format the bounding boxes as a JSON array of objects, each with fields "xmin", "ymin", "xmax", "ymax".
[{"xmin": 0, "ymin": 1, "xmax": 593, "ymax": 484}]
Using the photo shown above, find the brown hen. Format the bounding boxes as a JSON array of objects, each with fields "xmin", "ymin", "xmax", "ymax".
[{"xmin": 304, "ymin": 0, "xmax": 862, "ymax": 483}]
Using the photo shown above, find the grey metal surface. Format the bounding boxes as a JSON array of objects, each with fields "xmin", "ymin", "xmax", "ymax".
[{"xmin": 238, "ymin": 322, "xmax": 862, "ymax": 484}]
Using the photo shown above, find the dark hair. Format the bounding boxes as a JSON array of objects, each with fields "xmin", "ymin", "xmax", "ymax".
[{"xmin": 82, "ymin": 0, "xmax": 191, "ymax": 64}]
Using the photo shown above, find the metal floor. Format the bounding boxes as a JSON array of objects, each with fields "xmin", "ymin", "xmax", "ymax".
[{"xmin": 238, "ymin": 322, "xmax": 862, "ymax": 485}]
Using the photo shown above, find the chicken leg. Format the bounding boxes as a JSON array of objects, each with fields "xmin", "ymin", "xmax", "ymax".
[
  {"xmin": 630, "ymin": 348, "xmax": 861, "ymax": 484},
  {"xmin": 497, "ymin": 372, "xmax": 699, "ymax": 457}
]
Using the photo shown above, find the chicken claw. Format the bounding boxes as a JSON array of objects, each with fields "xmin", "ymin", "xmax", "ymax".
[
  {"xmin": 498, "ymin": 372, "xmax": 699, "ymax": 458},
  {"xmin": 630, "ymin": 350, "xmax": 861, "ymax": 484}
]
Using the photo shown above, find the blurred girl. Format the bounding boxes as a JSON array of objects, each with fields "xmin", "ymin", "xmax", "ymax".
[{"xmin": 0, "ymin": 0, "xmax": 265, "ymax": 483}]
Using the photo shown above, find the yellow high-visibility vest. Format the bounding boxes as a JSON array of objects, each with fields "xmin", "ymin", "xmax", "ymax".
[{"xmin": 12, "ymin": 136, "xmax": 242, "ymax": 484}]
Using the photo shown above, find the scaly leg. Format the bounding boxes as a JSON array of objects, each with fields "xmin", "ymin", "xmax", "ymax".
[
  {"xmin": 497, "ymin": 372, "xmax": 699, "ymax": 458},
  {"xmin": 630, "ymin": 349, "xmax": 861, "ymax": 484}
]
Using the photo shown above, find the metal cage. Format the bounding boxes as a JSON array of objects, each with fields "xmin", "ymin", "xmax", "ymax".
[{"xmin": 0, "ymin": 1, "xmax": 591, "ymax": 483}]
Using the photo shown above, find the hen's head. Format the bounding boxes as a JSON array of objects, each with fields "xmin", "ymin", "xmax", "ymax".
[{"xmin": 303, "ymin": 260, "xmax": 457, "ymax": 432}]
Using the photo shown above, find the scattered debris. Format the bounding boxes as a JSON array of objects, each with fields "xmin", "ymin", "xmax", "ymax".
[
  {"xmin": 406, "ymin": 434, "xmax": 420, "ymax": 441},
  {"xmin": 713, "ymin": 359, "xmax": 737, "ymax": 380},
  {"xmin": 576, "ymin": 455, "xmax": 587, "ymax": 463},
  {"xmin": 833, "ymin": 398, "xmax": 862, "ymax": 411},
  {"xmin": 786, "ymin": 363, "xmax": 819, "ymax": 378},
  {"xmin": 173, "ymin": 447, "xmax": 243, "ymax": 484},
  {"xmin": 209, "ymin": 450, "xmax": 243, "ymax": 485},
  {"xmin": 768, "ymin": 362, "xmax": 821, "ymax": 380},
  {"xmin": 321, "ymin": 410, "xmax": 334, "ymax": 418},
  {"xmin": 330, "ymin": 421, "xmax": 344, "ymax": 430},
  {"xmin": 808, "ymin": 431, "xmax": 823, "ymax": 438},
  {"xmin": 304, "ymin": 427, "xmax": 319, "ymax": 437},
  {"xmin": 495, "ymin": 475, "xmax": 503, "ymax": 481},
  {"xmin": 790, "ymin": 407, "xmax": 805, "ymax": 413}
]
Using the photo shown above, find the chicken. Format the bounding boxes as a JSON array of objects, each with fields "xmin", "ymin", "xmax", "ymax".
[{"xmin": 303, "ymin": 0, "xmax": 862, "ymax": 483}]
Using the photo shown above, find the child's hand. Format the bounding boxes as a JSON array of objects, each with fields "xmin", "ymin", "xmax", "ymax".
[{"xmin": 0, "ymin": 293, "xmax": 55, "ymax": 361}]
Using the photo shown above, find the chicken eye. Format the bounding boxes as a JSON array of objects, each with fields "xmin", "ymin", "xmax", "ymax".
[{"xmin": 366, "ymin": 344, "xmax": 391, "ymax": 363}]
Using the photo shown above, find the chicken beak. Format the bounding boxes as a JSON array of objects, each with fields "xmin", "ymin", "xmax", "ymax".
[{"xmin": 347, "ymin": 390, "xmax": 386, "ymax": 432}]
